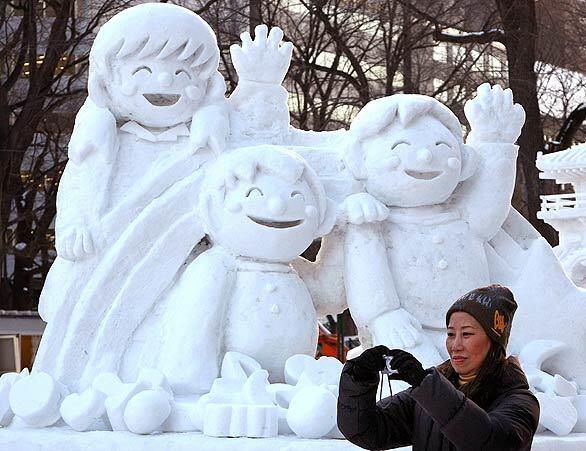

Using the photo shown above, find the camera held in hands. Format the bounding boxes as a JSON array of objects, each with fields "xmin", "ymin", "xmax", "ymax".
[{"xmin": 382, "ymin": 355, "xmax": 399, "ymax": 375}]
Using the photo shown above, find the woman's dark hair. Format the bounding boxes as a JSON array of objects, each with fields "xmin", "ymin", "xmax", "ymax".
[{"xmin": 437, "ymin": 341, "xmax": 507, "ymax": 408}]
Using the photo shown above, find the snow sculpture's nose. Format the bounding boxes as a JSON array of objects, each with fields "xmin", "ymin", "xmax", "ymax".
[
  {"xmin": 157, "ymin": 72, "xmax": 173, "ymax": 87},
  {"xmin": 417, "ymin": 148, "xmax": 433, "ymax": 164},
  {"xmin": 268, "ymin": 196, "xmax": 287, "ymax": 216}
]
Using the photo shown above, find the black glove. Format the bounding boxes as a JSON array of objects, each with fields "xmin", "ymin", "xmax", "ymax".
[
  {"xmin": 386, "ymin": 349, "xmax": 429, "ymax": 387},
  {"xmin": 348, "ymin": 345, "xmax": 391, "ymax": 382}
]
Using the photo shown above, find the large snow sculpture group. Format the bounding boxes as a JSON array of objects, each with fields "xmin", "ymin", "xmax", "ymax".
[{"xmin": 1, "ymin": 1, "xmax": 586, "ymax": 441}]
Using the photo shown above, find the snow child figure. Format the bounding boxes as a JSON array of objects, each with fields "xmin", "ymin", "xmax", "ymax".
[
  {"xmin": 132, "ymin": 146, "xmax": 337, "ymax": 395},
  {"xmin": 33, "ymin": 2, "xmax": 294, "ymax": 394},
  {"xmin": 341, "ymin": 84, "xmax": 525, "ymax": 364}
]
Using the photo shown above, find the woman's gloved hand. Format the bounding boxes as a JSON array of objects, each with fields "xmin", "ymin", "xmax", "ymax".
[
  {"xmin": 386, "ymin": 349, "xmax": 430, "ymax": 387},
  {"xmin": 348, "ymin": 345, "xmax": 391, "ymax": 382}
]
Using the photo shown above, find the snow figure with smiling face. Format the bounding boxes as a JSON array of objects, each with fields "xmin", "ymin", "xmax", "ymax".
[
  {"xmin": 34, "ymin": 2, "xmax": 294, "ymax": 393},
  {"xmin": 342, "ymin": 84, "xmax": 525, "ymax": 364},
  {"xmin": 139, "ymin": 146, "xmax": 337, "ymax": 395}
]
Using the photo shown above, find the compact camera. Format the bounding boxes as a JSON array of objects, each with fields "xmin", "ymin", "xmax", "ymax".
[{"xmin": 381, "ymin": 355, "xmax": 399, "ymax": 375}]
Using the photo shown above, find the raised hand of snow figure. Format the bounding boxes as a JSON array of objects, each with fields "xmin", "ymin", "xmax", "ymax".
[
  {"xmin": 228, "ymin": 25, "xmax": 294, "ymax": 145},
  {"xmin": 230, "ymin": 25, "xmax": 293, "ymax": 85},
  {"xmin": 340, "ymin": 85, "xmax": 525, "ymax": 366},
  {"xmin": 465, "ymin": 83, "xmax": 525, "ymax": 145}
]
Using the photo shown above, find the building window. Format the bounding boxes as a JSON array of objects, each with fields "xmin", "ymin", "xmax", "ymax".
[{"xmin": 432, "ymin": 43, "xmax": 449, "ymax": 63}]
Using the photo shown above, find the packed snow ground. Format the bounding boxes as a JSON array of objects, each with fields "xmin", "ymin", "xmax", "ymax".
[{"xmin": 1, "ymin": 427, "xmax": 585, "ymax": 451}]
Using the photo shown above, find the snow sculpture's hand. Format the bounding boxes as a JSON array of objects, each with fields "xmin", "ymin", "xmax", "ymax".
[
  {"xmin": 339, "ymin": 193, "xmax": 389, "ymax": 225},
  {"xmin": 190, "ymin": 104, "xmax": 228, "ymax": 155},
  {"xmin": 465, "ymin": 83, "xmax": 525, "ymax": 144},
  {"xmin": 371, "ymin": 309, "xmax": 423, "ymax": 349},
  {"xmin": 230, "ymin": 25, "xmax": 293, "ymax": 85},
  {"xmin": 68, "ymin": 98, "xmax": 118, "ymax": 165},
  {"xmin": 56, "ymin": 224, "xmax": 96, "ymax": 261}
]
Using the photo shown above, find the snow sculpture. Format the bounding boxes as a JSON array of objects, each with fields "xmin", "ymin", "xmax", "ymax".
[
  {"xmin": 340, "ymin": 84, "xmax": 523, "ymax": 364},
  {"xmin": 280, "ymin": 354, "xmax": 343, "ymax": 439},
  {"xmin": 537, "ymin": 142, "xmax": 586, "ymax": 288},
  {"xmin": 192, "ymin": 352, "xmax": 342, "ymax": 439},
  {"xmin": 338, "ymin": 83, "xmax": 586, "ymax": 394},
  {"xmin": 136, "ymin": 145, "xmax": 336, "ymax": 396},
  {"xmin": 33, "ymin": 3, "xmax": 294, "ymax": 394},
  {"xmin": 520, "ymin": 340, "xmax": 580, "ymax": 435},
  {"xmin": 192, "ymin": 352, "xmax": 279, "ymax": 438},
  {"xmin": 9, "ymin": 371, "xmax": 68, "ymax": 428},
  {"xmin": 59, "ymin": 370, "xmax": 174, "ymax": 435},
  {"xmin": 0, "ymin": 369, "xmax": 29, "ymax": 427}
]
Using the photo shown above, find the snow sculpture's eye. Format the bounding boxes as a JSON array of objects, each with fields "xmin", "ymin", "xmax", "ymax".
[
  {"xmin": 245, "ymin": 187, "xmax": 263, "ymax": 197},
  {"xmin": 290, "ymin": 191, "xmax": 304, "ymax": 201},
  {"xmin": 391, "ymin": 140, "xmax": 410, "ymax": 151},
  {"xmin": 175, "ymin": 69, "xmax": 192, "ymax": 79},
  {"xmin": 132, "ymin": 66, "xmax": 152, "ymax": 75},
  {"xmin": 435, "ymin": 141, "xmax": 452, "ymax": 149}
]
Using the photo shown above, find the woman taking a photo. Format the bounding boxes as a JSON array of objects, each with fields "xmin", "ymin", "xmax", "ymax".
[{"xmin": 337, "ymin": 284, "xmax": 540, "ymax": 451}]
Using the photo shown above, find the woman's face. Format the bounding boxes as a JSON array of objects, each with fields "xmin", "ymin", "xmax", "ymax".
[{"xmin": 446, "ymin": 312, "xmax": 492, "ymax": 377}]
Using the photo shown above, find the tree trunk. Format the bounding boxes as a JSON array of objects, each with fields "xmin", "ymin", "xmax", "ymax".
[
  {"xmin": 249, "ymin": 0, "xmax": 261, "ymax": 33},
  {"xmin": 495, "ymin": 0, "xmax": 557, "ymax": 244},
  {"xmin": 401, "ymin": 6, "xmax": 416, "ymax": 93}
]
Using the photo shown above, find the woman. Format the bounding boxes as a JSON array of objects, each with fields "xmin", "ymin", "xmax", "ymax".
[{"xmin": 337, "ymin": 284, "xmax": 540, "ymax": 451}]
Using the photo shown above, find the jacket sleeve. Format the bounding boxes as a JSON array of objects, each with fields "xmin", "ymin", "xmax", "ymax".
[
  {"xmin": 337, "ymin": 361, "xmax": 414, "ymax": 450},
  {"xmin": 410, "ymin": 369, "xmax": 540, "ymax": 451}
]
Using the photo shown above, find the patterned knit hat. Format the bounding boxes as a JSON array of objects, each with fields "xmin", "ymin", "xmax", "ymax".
[{"xmin": 446, "ymin": 285, "xmax": 517, "ymax": 350}]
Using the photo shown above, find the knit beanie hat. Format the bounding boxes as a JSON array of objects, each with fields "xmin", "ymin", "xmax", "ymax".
[{"xmin": 446, "ymin": 285, "xmax": 517, "ymax": 350}]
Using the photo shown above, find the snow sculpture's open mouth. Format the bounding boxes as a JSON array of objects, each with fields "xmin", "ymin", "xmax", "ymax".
[
  {"xmin": 247, "ymin": 216, "xmax": 303, "ymax": 229},
  {"xmin": 143, "ymin": 94, "xmax": 181, "ymax": 106},
  {"xmin": 404, "ymin": 170, "xmax": 443, "ymax": 180}
]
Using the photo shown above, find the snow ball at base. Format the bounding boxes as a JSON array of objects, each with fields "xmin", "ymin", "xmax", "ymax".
[
  {"xmin": 286, "ymin": 386, "xmax": 336, "ymax": 439},
  {"xmin": 123, "ymin": 389, "xmax": 171, "ymax": 435}
]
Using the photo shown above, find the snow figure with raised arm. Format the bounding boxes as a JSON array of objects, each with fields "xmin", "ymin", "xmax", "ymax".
[
  {"xmin": 343, "ymin": 84, "xmax": 586, "ymax": 393},
  {"xmin": 30, "ymin": 1, "xmax": 294, "ymax": 405},
  {"xmin": 134, "ymin": 146, "xmax": 336, "ymax": 396},
  {"xmin": 341, "ymin": 84, "xmax": 523, "ymax": 364}
]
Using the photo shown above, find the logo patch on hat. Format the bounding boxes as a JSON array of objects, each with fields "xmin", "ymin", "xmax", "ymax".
[{"xmin": 493, "ymin": 310, "xmax": 506, "ymax": 335}]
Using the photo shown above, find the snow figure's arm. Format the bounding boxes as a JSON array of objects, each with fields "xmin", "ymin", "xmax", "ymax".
[
  {"xmin": 295, "ymin": 191, "xmax": 388, "ymax": 316},
  {"xmin": 55, "ymin": 98, "xmax": 118, "ymax": 261},
  {"xmin": 67, "ymin": 97, "xmax": 118, "ymax": 165},
  {"xmin": 228, "ymin": 25, "xmax": 293, "ymax": 144},
  {"xmin": 457, "ymin": 84, "xmax": 525, "ymax": 241},
  {"xmin": 292, "ymin": 228, "xmax": 347, "ymax": 316},
  {"xmin": 189, "ymin": 74, "xmax": 229, "ymax": 155},
  {"xmin": 344, "ymin": 223, "xmax": 422, "ymax": 349},
  {"xmin": 157, "ymin": 247, "xmax": 236, "ymax": 395}
]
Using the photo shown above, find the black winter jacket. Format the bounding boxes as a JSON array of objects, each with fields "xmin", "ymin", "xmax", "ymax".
[{"xmin": 337, "ymin": 357, "xmax": 540, "ymax": 451}]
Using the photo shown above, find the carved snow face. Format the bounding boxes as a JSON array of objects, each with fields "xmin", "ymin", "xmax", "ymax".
[
  {"xmin": 106, "ymin": 54, "xmax": 205, "ymax": 128},
  {"xmin": 210, "ymin": 172, "xmax": 320, "ymax": 262},
  {"xmin": 362, "ymin": 116, "xmax": 462, "ymax": 207}
]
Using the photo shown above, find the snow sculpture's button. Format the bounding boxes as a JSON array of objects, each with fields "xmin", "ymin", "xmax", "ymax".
[
  {"xmin": 438, "ymin": 259, "xmax": 448, "ymax": 270},
  {"xmin": 270, "ymin": 304, "xmax": 280, "ymax": 314},
  {"xmin": 265, "ymin": 283, "xmax": 276, "ymax": 293},
  {"xmin": 432, "ymin": 235, "xmax": 444, "ymax": 244}
]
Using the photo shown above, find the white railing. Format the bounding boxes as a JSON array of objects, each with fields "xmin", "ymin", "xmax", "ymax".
[{"xmin": 540, "ymin": 193, "xmax": 586, "ymax": 212}]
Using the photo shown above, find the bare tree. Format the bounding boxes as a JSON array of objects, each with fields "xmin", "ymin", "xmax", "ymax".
[{"xmin": 0, "ymin": 0, "xmax": 129, "ymax": 309}]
